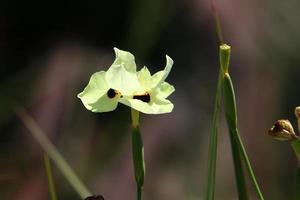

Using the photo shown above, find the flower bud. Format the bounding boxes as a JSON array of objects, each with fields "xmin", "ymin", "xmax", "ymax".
[{"xmin": 268, "ymin": 119, "xmax": 298, "ymax": 141}]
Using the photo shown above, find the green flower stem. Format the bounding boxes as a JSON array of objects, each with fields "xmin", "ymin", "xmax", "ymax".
[
  {"xmin": 131, "ymin": 109, "xmax": 145, "ymax": 200},
  {"xmin": 294, "ymin": 165, "xmax": 300, "ymax": 200},
  {"xmin": 15, "ymin": 106, "xmax": 91, "ymax": 199},
  {"xmin": 290, "ymin": 138, "xmax": 300, "ymax": 200},
  {"xmin": 223, "ymin": 72, "xmax": 264, "ymax": 200},
  {"xmin": 44, "ymin": 153, "xmax": 58, "ymax": 200}
]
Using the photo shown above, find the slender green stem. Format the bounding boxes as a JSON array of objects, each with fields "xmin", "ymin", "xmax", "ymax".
[
  {"xmin": 204, "ymin": 59, "xmax": 224, "ymax": 200},
  {"xmin": 294, "ymin": 165, "xmax": 300, "ymax": 200},
  {"xmin": 44, "ymin": 153, "xmax": 58, "ymax": 200},
  {"xmin": 210, "ymin": 0, "xmax": 224, "ymax": 44},
  {"xmin": 131, "ymin": 109, "xmax": 145, "ymax": 200},
  {"xmin": 137, "ymin": 186, "xmax": 142, "ymax": 200},
  {"xmin": 235, "ymin": 127, "xmax": 264, "ymax": 200},
  {"xmin": 227, "ymin": 128, "xmax": 248, "ymax": 200},
  {"xmin": 222, "ymin": 46, "xmax": 249, "ymax": 200},
  {"xmin": 223, "ymin": 73, "xmax": 264, "ymax": 200},
  {"xmin": 14, "ymin": 106, "xmax": 91, "ymax": 199},
  {"xmin": 291, "ymin": 138, "xmax": 300, "ymax": 162}
]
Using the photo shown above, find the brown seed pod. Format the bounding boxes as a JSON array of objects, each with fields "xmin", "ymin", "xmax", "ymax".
[
  {"xmin": 268, "ymin": 119, "xmax": 298, "ymax": 141},
  {"xmin": 84, "ymin": 195, "xmax": 105, "ymax": 200}
]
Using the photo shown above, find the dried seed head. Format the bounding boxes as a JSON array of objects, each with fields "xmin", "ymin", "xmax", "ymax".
[
  {"xmin": 84, "ymin": 195, "xmax": 104, "ymax": 200},
  {"xmin": 268, "ymin": 119, "xmax": 298, "ymax": 141}
]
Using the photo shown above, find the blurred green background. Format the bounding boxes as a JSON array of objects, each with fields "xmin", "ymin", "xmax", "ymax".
[{"xmin": 1, "ymin": 0, "xmax": 300, "ymax": 199}]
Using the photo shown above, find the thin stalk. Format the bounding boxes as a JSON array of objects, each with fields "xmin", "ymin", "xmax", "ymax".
[
  {"xmin": 293, "ymin": 107, "xmax": 300, "ymax": 199},
  {"xmin": 205, "ymin": 2, "xmax": 225, "ymax": 197},
  {"xmin": 227, "ymin": 127, "xmax": 248, "ymax": 200},
  {"xmin": 223, "ymin": 73, "xmax": 264, "ymax": 200},
  {"xmin": 221, "ymin": 45, "xmax": 248, "ymax": 200},
  {"xmin": 14, "ymin": 105, "xmax": 91, "ymax": 199},
  {"xmin": 291, "ymin": 138, "xmax": 300, "ymax": 200},
  {"xmin": 44, "ymin": 153, "xmax": 58, "ymax": 200},
  {"xmin": 204, "ymin": 59, "xmax": 224, "ymax": 200},
  {"xmin": 210, "ymin": 0, "xmax": 224, "ymax": 44},
  {"xmin": 131, "ymin": 109, "xmax": 145, "ymax": 200},
  {"xmin": 291, "ymin": 137, "xmax": 300, "ymax": 162},
  {"xmin": 294, "ymin": 165, "xmax": 300, "ymax": 200}
]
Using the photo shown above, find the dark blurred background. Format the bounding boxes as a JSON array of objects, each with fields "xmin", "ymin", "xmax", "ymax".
[{"xmin": 1, "ymin": 0, "xmax": 300, "ymax": 199}]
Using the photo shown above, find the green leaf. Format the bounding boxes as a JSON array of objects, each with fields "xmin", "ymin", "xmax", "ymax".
[
  {"xmin": 15, "ymin": 106, "xmax": 91, "ymax": 199},
  {"xmin": 291, "ymin": 138, "xmax": 300, "ymax": 162},
  {"xmin": 223, "ymin": 74, "xmax": 248, "ymax": 200},
  {"xmin": 294, "ymin": 165, "xmax": 300, "ymax": 200},
  {"xmin": 44, "ymin": 153, "xmax": 58, "ymax": 200},
  {"xmin": 204, "ymin": 65, "xmax": 223, "ymax": 200},
  {"xmin": 223, "ymin": 73, "xmax": 264, "ymax": 200}
]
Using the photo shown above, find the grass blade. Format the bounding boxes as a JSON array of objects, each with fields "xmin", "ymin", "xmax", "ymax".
[
  {"xmin": 291, "ymin": 138, "xmax": 300, "ymax": 162},
  {"xmin": 290, "ymin": 138, "xmax": 300, "ymax": 200},
  {"xmin": 44, "ymin": 153, "xmax": 58, "ymax": 200},
  {"xmin": 221, "ymin": 44, "xmax": 248, "ymax": 200},
  {"xmin": 15, "ymin": 105, "xmax": 91, "ymax": 199},
  {"xmin": 223, "ymin": 72, "xmax": 264, "ymax": 200},
  {"xmin": 204, "ymin": 57, "xmax": 224, "ymax": 200}
]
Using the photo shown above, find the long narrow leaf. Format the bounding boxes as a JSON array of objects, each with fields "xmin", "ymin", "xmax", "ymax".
[
  {"xmin": 223, "ymin": 73, "xmax": 264, "ymax": 200},
  {"xmin": 44, "ymin": 153, "xmax": 58, "ymax": 200},
  {"xmin": 15, "ymin": 105, "xmax": 91, "ymax": 199},
  {"xmin": 291, "ymin": 138, "xmax": 300, "ymax": 200},
  {"xmin": 204, "ymin": 59, "xmax": 224, "ymax": 200}
]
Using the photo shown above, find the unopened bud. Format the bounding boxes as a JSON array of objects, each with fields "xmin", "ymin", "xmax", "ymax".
[{"xmin": 268, "ymin": 119, "xmax": 298, "ymax": 141}]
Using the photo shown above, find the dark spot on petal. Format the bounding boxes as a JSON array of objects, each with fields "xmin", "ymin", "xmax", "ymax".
[
  {"xmin": 107, "ymin": 88, "xmax": 117, "ymax": 98},
  {"xmin": 84, "ymin": 195, "xmax": 105, "ymax": 200},
  {"xmin": 133, "ymin": 92, "xmax": 151, "ymax": 103}
]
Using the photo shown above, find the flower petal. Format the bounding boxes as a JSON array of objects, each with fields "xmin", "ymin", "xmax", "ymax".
[
  {"xmin": 155, "ymin": 81, "xmax": 175, "ymax": 98},
  {"xmin": 106, "ymin": 64, "xmax": 142, "ymax": 95},
  {"xmin": 78, "ymin": 71, "xmax": 119, "ymax": 112},
  {"xmin": 119, "ymin": 97, "xmax": 174, "ymax": 114},
  {"xmin": 113, "ymin": 48, "xmax": 137, "ymax": 73},
  {"xmin": 137, "ymin": 66, "xmax": 153, "ymax": 90},
  {"xmin": 151, "ymin": 55, "xmax": 173, "ymax": 87}
]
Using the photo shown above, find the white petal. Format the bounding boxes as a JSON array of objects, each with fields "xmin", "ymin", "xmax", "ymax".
[
  {"xmin": 119, "ymin": 96, "xmax": 174, "ymax": 114},
  {"xmin": 155, "ymin": 81, "xmax": 175, "ymax": 98},
  {"xmin": 78, "ymin": 71, "xmax": 119, "ymax": 112},
  {"xmin": 106, "ymin": 64, "xmax": 142, "ymax": 95},
  {"xmin": 137, "ymin": 66, "xmax": 152, "ymax": 89},
  {"xmin": 151, "ymin": 55, "xmax": 173, "ymax": 87},
  {"xmin": 113, "ymin": 48, "xmax": 137, "ymax": 73}
]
